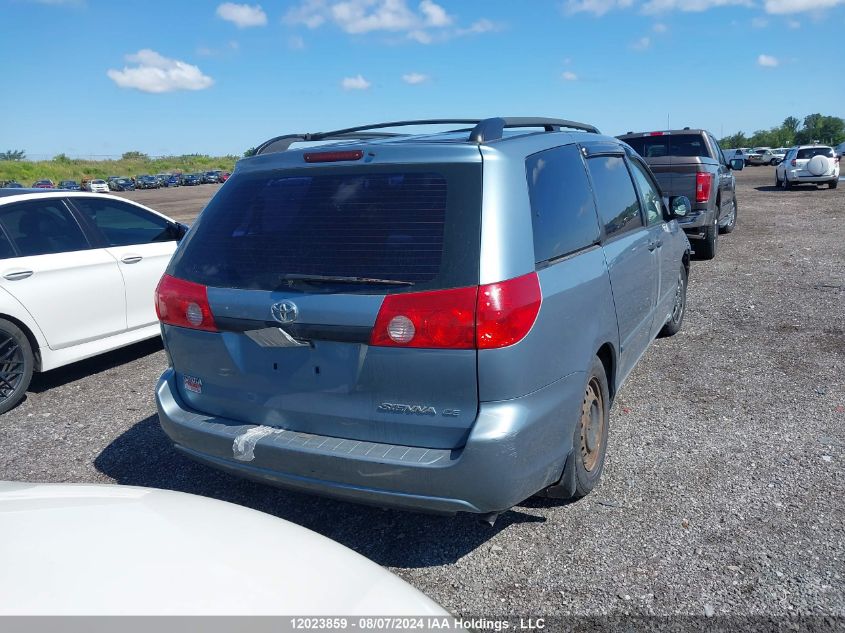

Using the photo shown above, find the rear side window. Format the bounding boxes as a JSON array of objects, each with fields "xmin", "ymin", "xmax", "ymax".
[
  {"xmin": 71, "ymin": 198, "xmax": 175, "ymax": 246},
  {"xmin": 0, "ymin": 200, "xmax": 89, "ymax": 257},
  {"xmin": 624, "ymin": 134, "xmax": 709, "ymax": 159},
  {"xmin": 0, "ymin": 229, "xmax": 15, "ymax": 259},
  {"xmin": 586, "ymin": 156, "xmax": 643, "ymax": 238},
  {"xmin": 525, "ymin": 144, "xmax": 600, "ymax": 263},
  {"xmin": 797, "ymin": 147, "xmax": 833, "ymax": 159},
  {"xmin": 170, "ymin": 164, "xmax": 482, "ymax": 293}
]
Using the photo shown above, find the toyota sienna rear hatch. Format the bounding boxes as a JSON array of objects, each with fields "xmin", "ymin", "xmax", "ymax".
[{"xmin": 159, "ymin": 150, "xmax": 482, "ymax": 450}]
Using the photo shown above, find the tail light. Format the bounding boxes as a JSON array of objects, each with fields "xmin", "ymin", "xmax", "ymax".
[
  {"xmin": 369, "ymin": 273, "xmax": 542, "ymax": 350},
  {"xmin": 155, "ymin": 274, "xmax": 218, "ymax": 332},
  {"xmin": 791, "ymin": 159, "xmax": 797, "ymax": 167},
  {"xmin": 695, "ymin": 172, "xmax": 712, "ymax": 203}
]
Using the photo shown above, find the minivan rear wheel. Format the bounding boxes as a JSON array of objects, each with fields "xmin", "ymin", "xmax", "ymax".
[
  {"xmin": 572, "ymin": 357, "xmax": 611, "ymax": 498},
  {"xmin": 0, "ymin": 318, "xmax": 34, "ymax": 414},
  {"xmin": 659, "ymin": 265, "xmax": 687, "ymax": 337}
]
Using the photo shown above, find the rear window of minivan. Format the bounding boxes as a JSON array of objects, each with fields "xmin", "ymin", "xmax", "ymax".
[{"xmin": 169, "ymin": 163, "xmax": 482, "ymax": 293}]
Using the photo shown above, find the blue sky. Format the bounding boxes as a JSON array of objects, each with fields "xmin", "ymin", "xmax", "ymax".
[{"xmin": 2, "ymin": 0, "xmax": 844, "ymax": 158}]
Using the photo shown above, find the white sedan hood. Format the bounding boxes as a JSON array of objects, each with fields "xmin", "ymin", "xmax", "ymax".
[{"xmin": 0, "ymin": 482, "xmax": 446, "ymax": 616}]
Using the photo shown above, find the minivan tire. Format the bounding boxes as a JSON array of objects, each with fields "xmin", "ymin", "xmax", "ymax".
[
  {"xmin": 571, "ymin": 356, "xmax": 611, "ymax": 499},
  {"xmin": 0, "ymin": 318, "xmax": 34, "ymax": 415},
  {"xmin": 697, "ymin": 218, "xmax": 718, "ymax": 260},
  {"xmin": 659, "ymin": 265, "xmax": 688, "ymax": 338}
]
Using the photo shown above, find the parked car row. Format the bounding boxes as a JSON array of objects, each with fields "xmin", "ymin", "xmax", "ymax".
[
  {"xmin": 133, "ymin": 170, "xmax": 230, "ymax": 189},
  {"xmin": 0, "ymin": 171, "xmax": 232, "ymax": 194}
]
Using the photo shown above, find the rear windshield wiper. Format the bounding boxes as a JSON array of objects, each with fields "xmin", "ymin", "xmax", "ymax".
[{"xmin": 279, "ymin": 274, "xmax": 414, "ymax": 287}]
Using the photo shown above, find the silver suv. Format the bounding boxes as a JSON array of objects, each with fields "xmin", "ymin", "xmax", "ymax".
[{"xmin": 155, "ymin": 118, "xmax": 692, "ymax": 518}]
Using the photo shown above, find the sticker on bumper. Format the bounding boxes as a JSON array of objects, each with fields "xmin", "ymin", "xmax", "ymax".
[{"xmin": 183, "ymin": 375, "xmax": 203, "ymax": 394}]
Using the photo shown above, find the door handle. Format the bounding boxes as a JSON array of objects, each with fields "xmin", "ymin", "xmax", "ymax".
[
  {"xmin": 120, "ymin": 255, "xmax": 143, "ymax": 264},
  {"xmin": 3, "ymin": 270, "xmax": 33, "ymax": 281}
]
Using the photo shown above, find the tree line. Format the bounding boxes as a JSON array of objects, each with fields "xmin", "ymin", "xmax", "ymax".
[{"xmin": 719, "ymin": 114, "xmax": 845, "ymax": 149}]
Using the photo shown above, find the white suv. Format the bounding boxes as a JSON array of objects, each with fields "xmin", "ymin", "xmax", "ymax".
[{"xmin": 776, "ymin": 145, "xmax": 840, "ymax": 190}]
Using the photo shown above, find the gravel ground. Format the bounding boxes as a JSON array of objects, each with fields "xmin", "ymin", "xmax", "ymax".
[{"xmin": 1, "ymin": 167, "xmax": 843, "ymax": 619}]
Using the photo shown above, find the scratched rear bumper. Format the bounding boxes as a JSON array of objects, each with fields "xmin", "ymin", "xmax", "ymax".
[{"xmin": 156, "ymin": 367, "xmax": 583, "ymax": 514}]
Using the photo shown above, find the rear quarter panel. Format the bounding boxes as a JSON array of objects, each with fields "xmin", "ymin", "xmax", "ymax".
[{"xmin": 478, "ymin": 247, "xmax": 618, "ymax": 402}]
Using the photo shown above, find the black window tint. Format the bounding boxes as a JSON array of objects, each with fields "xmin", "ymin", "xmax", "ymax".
[
  {"xmin": 797, "ymin": 147, "xmax": 833, "ymax": 159},
  {"xmin": 170, "ymin": 164, "xmax": 482, "ymax": 293},
  {"xmin": 525, "ymin": 144, "xmax": 599, "ymax": 263},
  {"xmin": 71, "ymin": 198, "xmax": 174, "ymax": 246},
  {"xmin": 624, "ymin": 134, "xmax": 710, "ymax": 159},
  {"xmin": 0, "ymin": 229, "xmax": 15, "ymax": 259},
  {"xmin": 586, "ymin": 156, "xmax": 643, "ymax": 238},
  {"xmin": 0, "ymin": 200, "xmax": 88, "ymax": 257}
]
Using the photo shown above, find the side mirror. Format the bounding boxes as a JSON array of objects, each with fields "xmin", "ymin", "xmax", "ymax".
[
  {"xmin": 730, "ymin": 159, "xmax": 744, "ymax": 171},
  {"xmin": 171, "ymin": 222, "xmax": 189, "ymax": 241},
  {"xmin": 669, "ymin": 196, "xmax": 691, "ymax": 219}
]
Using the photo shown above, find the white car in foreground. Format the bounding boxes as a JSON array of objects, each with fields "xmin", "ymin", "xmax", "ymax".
[
  {"xmin": 0, "ymin": 482, "xmax": 446, "ymax": 615},
  {"xmin": 0, "ymin": 190, "xmax": 187, "ymax": 413},
  {"xmin": 776, "ymin": 145, "xmax": 840, "ymax": 190}
]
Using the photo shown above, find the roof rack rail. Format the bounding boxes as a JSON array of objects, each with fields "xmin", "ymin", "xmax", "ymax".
[{"xmin": 253, "ymin": 117, "xmax": 599, "ymax": 155}]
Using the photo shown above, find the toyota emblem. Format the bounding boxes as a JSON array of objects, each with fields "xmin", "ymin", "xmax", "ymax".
[{"xmin": 271, "ymin": 301, "xmax": 299, "ymax": 324}]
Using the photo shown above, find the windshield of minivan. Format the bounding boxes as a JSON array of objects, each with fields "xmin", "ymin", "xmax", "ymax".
[
  {"xmin": 170, "ymin": 164, "xmax": 482, "ymax": 293},
  {"xmin": 624, "ymin": 134, "xmax": 710, "ymax": 159}
]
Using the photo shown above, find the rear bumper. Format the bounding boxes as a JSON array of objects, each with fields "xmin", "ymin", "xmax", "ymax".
[
  {"xmin": 677, "ymin": 207, "xmax": 713, "ymax": 236},
  {"xmin": 785, "ymin": 172, "xmax": 838, "ymax": 183},
  {"xmin": 156, "ymin": 368, "xmax": 584, "ymax": 514}
]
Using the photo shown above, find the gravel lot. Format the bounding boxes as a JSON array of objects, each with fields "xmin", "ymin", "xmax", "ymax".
[{"xmin": 1, "ymin": 168, "xmax": 843, "ymax": 619}]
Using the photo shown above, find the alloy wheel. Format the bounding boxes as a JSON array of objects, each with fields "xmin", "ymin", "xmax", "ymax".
[{"xmin": 0, "ymin": 333, "xmax": 25, "ymax": 404}]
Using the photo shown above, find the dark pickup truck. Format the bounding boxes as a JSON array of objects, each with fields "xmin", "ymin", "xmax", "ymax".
[{"xmin": 617, "ymin": 129, "xmax": 743, "ymax": 259}]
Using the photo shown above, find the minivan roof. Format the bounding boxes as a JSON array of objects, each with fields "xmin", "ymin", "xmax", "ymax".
[{"xmin": 253, "ymin": 117, "xmax": 601, "ymax": 156}]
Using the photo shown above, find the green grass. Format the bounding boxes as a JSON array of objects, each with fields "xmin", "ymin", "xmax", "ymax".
[{"xmin": 0, "ymin": 155, "xmax": 239, "ymax": 186}]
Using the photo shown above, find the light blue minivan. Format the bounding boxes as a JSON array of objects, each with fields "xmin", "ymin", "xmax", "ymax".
[{"xmin": 155, "ymin": 118, "xmax": 692, "ymax": 517}]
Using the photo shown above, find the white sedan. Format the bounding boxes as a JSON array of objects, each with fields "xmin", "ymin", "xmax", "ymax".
[
  {"xmin": 0, "ymin": 190, "xmax": 187, "ymax": 413},
  {"xmin": 0, "ymin": 482, "xmax": 447, "ymax": 615},
  {"xmin": 87, "ymin": 179, "xmax": 110, "ymax": 193}
]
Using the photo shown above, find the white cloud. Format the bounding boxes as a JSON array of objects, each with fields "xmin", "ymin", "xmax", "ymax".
[
  {"xmin": 419, "ymin": 0, "xmax": 451, "ymax": 26},
  {"xmin": 757, "ymin": 53, "xmax": 779, "ymax": 67},
  {"xmin": 642, "ymin": 0, "xmax": 751, "ymax": 12},
  {"xmin": 107, "ymin": 49, "xmax": 214, "ymax": 94},
  {"xmin": 765, "ymin": 0, "xmax": 844, "ymax": 13},
  {"xmin": 562, "ymin": 71, "xmax": 578, "ymax": 81},
  {"xmin": 285, "ymin": 0, "xmax": 493, "ymax": 43},
  {"xmin": 632, "ymin": 35, "xmax": 651, "ymax": 49},
  {"xmin": 216, "ymin": 2, "xmax": 267, "ymax": 27},
  {"xmin": 653, "ymin": 21, "xmax": 668, "ymax": 31},
  {"xmin": 402, "ymin": 72, "xmax": 429, "ymax": 84},
  {"xmin": 564, "ymin": 0, "xmax": 633, "ymax": 16},
  {"xmin": 341, "ymin": 74, "xmax": 371, "ymax": 90},
  {"xmin": 456, "ymin": 18, "xmax": 499, "ymax": 35}
]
